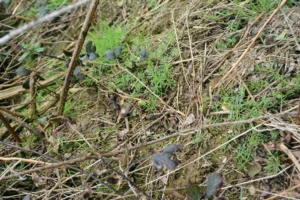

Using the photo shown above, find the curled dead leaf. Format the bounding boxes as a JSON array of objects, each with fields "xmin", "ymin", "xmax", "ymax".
[{"xmin": 120, "ymin": 102, "xmax": 132, "ymax": 118}]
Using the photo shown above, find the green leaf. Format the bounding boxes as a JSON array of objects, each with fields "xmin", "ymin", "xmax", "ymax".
[
  {"xmin": 187, "ymin": 182, "xmax": 202, "ymax": 200},
  {"xmin": 205, "ymin": 173, "xmax": 223, "ymax": 197},
  {"xmin": 35, "ymin": 47, "xmax": 44, "ymax": 52},
  {"xmin": 18, "ymin": 52, "xmax": 30, "ymax": 62},
  {"xmin": 275, "ymin": 31, "xmax": 286, "ymax": 41}
]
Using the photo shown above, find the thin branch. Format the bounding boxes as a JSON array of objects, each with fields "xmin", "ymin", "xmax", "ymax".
[
  {"xmin": 0, "ymin": 157, "xmax": 57, "ymax": 166},
  {"xmin": 2, "ymin": 111, "xmax": 42, "ymax": 138},
  {"xmin": 0, "ymin": 0, "xmax": 91, "ymax": 45},
  {"xmin": 56, "ymin": 0, "xmax": 99, "ymax": 115},
  {"xmin": 0, "ymin": 112, "xmax": 21, "ymax": 143},
  {"xmin": 29, "ymin": 72, "xmax": 37, "ymax": 119}
]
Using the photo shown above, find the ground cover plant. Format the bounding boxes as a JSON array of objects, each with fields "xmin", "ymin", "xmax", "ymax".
[{"xmin": 1, "ymin": 0, "xmax": 300, "ymax": 199}]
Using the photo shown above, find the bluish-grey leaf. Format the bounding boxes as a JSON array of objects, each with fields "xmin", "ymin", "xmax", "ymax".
[
  {"xmin": 76, "ymin": 72, "xmax": 85, "ymax": 81},
  {"xmin": 71, "ymin": 75, "xmax": 78, "ymax": 83},
  {"xmin": 140, "ymin": 49, "xmax": 149, "ymax": 61},
  {"xmin": 79, "ymin": 54, "xmax": 88, "ymax": 61},
  {"xmin": 162, "ymin": 144, "xmax": 180, "ymax": 154},
  {"xmin": 86, "ymin": 41, "xmax": 93, "ymax": 53},
  {"xmin": 74, "ymin": 66, "xmax": 81, "ymax": 76},
  {"xmin": 16, "ymin": 67, "xmax": 31, "ymax": 76},
  {"xmin": 151, "ymin": 144, "xmax": 179, "ymax": 170},
  {"xmin": 187, "ymin": 182, "xmax": 202, "ymax": 200},
  {"xmin": 114, "ymin": 46, "xmax": 122, "ymax": 57},
  {"xmin": 23, "ymin": 194, "xmax": 30, "ymax": 200},
  {"xmin": 205, "ymin": 173, "xmax": 223, "ymax": 197},
  {"xmin": 88, "ymin": 52, "xmax": 99, "ymax": 61},
  {"xmin": 151, "ymin": 152, "xmax": 178, "ymax": 170},
  {"xmin": 105, "ymin": 50, "xmax": 115, "ymax": 60}
]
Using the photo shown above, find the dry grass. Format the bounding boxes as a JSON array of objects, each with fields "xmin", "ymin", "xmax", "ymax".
[{"xmin": 1, "ymin": 0, "xmax": 300, "ymax": 199}]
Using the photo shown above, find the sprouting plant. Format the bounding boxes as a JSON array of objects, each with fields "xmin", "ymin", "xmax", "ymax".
[
  {"xmin": 87, "ymin": 22, "xmax": 177, "ymax": 113},
  {"xmin": 89, "ymin": 22, "xmax": 126, "ymax": 62},
  {"xmin": 233, "ymin": 131, "xmax": 265, "ymax": 170},
  {"xmin": 80, "ymin": 41, "xmax": 99, "ymax": 61},
  {"xmin": 18, "ymin": 41, "xmax": 44, "ymax": 63},
  {"xmin": 264, "ymin": 152, "xmax": 282, "ymax": 175},
  {"xmin": 47, "ymin": 0, "xmax": 71, "ymax": 10}
]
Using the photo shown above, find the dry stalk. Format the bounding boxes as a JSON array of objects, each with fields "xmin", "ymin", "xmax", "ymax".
[
  {"xmin": 56, "ymin": 0, "xmax": 99, "ymax": 116},
  {"xmin": 0, "ymin": 157, "xmax": 56, "ymax": 166}
]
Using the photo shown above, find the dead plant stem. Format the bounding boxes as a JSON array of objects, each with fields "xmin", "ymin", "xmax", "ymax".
[{"xmin": 56, "ymin": 0, "xmax": 99, "ymax": 116}]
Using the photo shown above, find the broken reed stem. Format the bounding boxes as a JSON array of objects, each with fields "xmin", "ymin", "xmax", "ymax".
[
  {"xmin": 56, "ymin": 0, "xmax": 99, "ymax": 116},
  {"xmin": 0, "ymin": 112, "xmax": 21, "ymax": 143},
  {"xmin": 214, "ymin": 0, "xmax": 288, "ymax": 90}
]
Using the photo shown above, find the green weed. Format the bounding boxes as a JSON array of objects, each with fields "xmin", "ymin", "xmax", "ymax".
[
  {"xmin": 264, "ymin": 152, "xmax": 283, "ymax": 174},
  {"xmin": 18, "ymin": 41, "xmax": 44, "ymax": 64},
  {"xmin": 233, "ymin": 131, "xmax": 265, "ymax": 170},
  {"xmin": 87, "ymin": 23, "xmax": 176, "ymax": 112},
  {"xmin": 47, "ymin": 0, "xmax": 71, "ymax": 10}
]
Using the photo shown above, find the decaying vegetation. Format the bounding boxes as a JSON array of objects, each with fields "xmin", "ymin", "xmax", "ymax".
[{"xmin": 1, "ymin": 0, "xmax": 300, "ymax": 199}]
